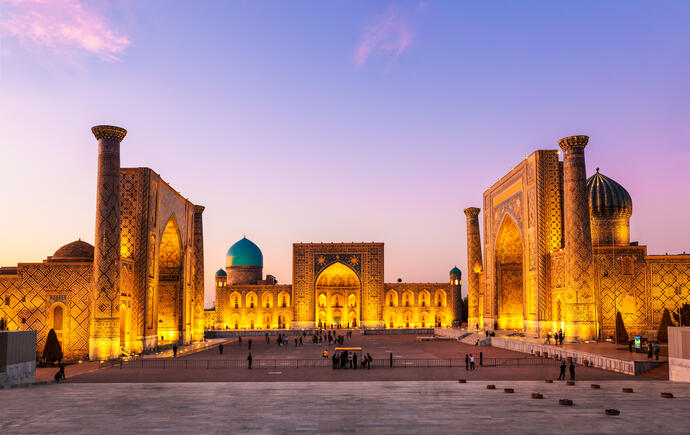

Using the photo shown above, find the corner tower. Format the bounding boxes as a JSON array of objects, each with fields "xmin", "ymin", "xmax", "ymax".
[
  {"xmin": 558, "ymin": 135, "xmax": 597, "ymax": 340},
  {"xmin": 464, "ymin": 207, "xmax": 483, "ymax": 330},
  {"xmin": 450, "ymin": 266, "xmax": 462, "ymax": 325},
  {"xmin": 89, "ymin": 125, "xmax": 126, "ymax": 360}
]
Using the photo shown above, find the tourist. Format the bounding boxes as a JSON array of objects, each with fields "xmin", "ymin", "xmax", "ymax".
[
  {"xmin": 546, "ymin": 332, "xmax": 551, "ymax": 344},
  {"xmin": 295, "ymin": 338, "xmax": 298, "ymax": 347},
  {"xmin": 332, "ymin": 353, "xmax": 338, "ymax": 369},
  {"xmin": 647, "ymin": 342, "xmax": 653, "ymax": 359},
  {"xmin": 654, "ymin": 342, "xmax": 660, "ymax": 360},
  {"xmin": 465, "ymin": 354, "xmax": 469, "ymax": 371},
  {"xmin": 173, "ymin": 344, "xmax": 178, "ymax": 357},
  {"xmin": 479, "ymin": 351, "xmax": 483, "ymax": 366},
  {"xmin": 265, "ymin": 332, "xmax": 269, "ymax": 343},
  {"xmin": 247, "ymin": 352, "xmax": 252, "ymax": 369},
  {"xmin": 470, "ymin": 354, "xmax": 475, "ymax": 370},
  {"xmin": 239, "ymin": 336, "xmax": 242, "ymax": 346},
  {"xmin": 323, "ymin": 349, "xmax": 329, "ymax": 358},
  {"xmin": 54, "ymin": 364, "xmax": 65, "ymax": 382},
  {"xmin": 628, "ymin": 339, "xmax": 633, "ymax": 353},
  {"xmin": 558, "ymin": 330, "xmax": 564, "ymax": 345},
  {"xmin": 366, "ymin": 353, "xmax": 372, "ymax": 369},
  {"xmin": 219, "ymin": 344, "xmax": 224, "ymax": 355},
  {"xmin": 485, "ymin": 330, "xmax": 489, "ymax": 338},
  {"xmin": 299, "ymin": 336, "xmax": 303, "ymax": 346},
  {"xmin": 568, "ymin": 361, "xmax": 575, "ymax": 380},
  {"xmin": 248, "ymin": 339, "xmax": 252, "ymax": 350},
  {"xmin": 348, "ymin": 352, "xmax": 353, "ymax": 368},
  {"xmin": 353, "ymin": 352, "xmax": 358, "ymax": 369},
  {"xmin": 558, "ymin": 361, "xmax": 566, "ymax": 380}
]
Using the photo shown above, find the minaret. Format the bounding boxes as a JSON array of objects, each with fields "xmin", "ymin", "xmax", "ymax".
[
  {"xmin": 89, "ymin": 125, "xmax": 127, "ymax": 360},
  {"xmin": 449, "ymin": 267, "xmax": 462, "ymax": 326},
  {"xmin": 192, "ymin": 205, "xmax": 205, "ymax": 342},
  {"xmin": 464, "ymin": 207, "xmax": 483, "ymax": 330},
  {"xmin": 558, "ymin": 135, "xmax": 597, "ymax": 340}
]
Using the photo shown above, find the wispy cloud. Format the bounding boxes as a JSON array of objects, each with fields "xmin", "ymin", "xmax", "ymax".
[
  {"xmin": 354, "ymin": 6, "xmax": 414, "ymax": 69},
  {"xmin": 0, "ymin": 0, "xmax": 130, "ymax": 61}
]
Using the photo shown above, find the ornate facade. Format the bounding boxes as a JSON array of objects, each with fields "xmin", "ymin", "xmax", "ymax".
[
  {"xmin": 0, "ymin": 125, "xmax": 205, "ymax": 360},
  {"xmin": 465, "ymin": 135, "xmax": 689, "ymax": 340},
  {"xmin": 214, "ymin": 240, "xmax": 460, "ymax": 330}
]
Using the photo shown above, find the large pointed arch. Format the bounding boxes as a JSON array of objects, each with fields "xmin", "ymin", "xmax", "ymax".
[
  {"xmin": 494, "ymin": 215, "xmax": 525, "ymax": 330},
  {"xmin": 314, "ymin": 262, "xmax": 361, "ymax": 328},
  {"xmin": 156, "ymin": 215, "xmax": 184, "ymax": 343}
]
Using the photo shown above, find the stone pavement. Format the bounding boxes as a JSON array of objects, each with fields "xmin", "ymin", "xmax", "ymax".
[{"xmin": 1, "ymin": 381, "xmax": 689, "ymax": 433}]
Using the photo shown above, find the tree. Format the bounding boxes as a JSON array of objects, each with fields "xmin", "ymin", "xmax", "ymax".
[
  {"xmin": 43, "ymin": 329, "xmax": 63, "ymax": 366},
  {"xmin": 657, "ymin": 308, "xmax": 674, "ymax": 343},
  {"xmin": 615, "ymin": 311, "xmax": 628, "ymax": 344}
]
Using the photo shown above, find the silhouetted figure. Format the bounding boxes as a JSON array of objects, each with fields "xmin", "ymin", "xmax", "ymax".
[
  {"xmin": 628, "ymin": 340, "xmax": 633, "ymax": 353},
  {"xmin": 219, "ymin": 344, "xmax": 224, "ymax": 355},
  {"xmin": 647, "ymin": 342, "xmax": 653, "ymax": 359},
  {"xmin": 173, "ymin": 344, "xmax": 178, "ymax": 357},
  {"xmin": 654, "ymin": 342, "xmax": 660, "ymax": 360},
  {"xmin": 247, "ymin": 352, "xmax": 252, "ymax": 369},
  {"xmin": 558, "ymin": 330, "xmax": 564, "ymax": 345},
  {"xmin": 558, "ymin": 361, "xmax": 566, "ymax": 380},
  {"xmin": 465, "ymin": 354, "xmax": 469, "ymax": 371},
  {"xmin": 299, "ymin": 337, "xmax": 303, "ymax": 346},
  {"xmin": 54, "ymin": 364, "xmax": 65, "ymax": 382},
  {"xmin": 353, "ymin": 352, "xmax": 358, "ymax": 369},
  {"xmin": 332, "ymin": 353, "xmax": 337, "ymax": 369},
  {"xmin": 470, "ymin": 354, "xmax": 475, "ymax": 370},
  {"xmin": 546, "ymin": 332, "xmax": 551, "ymax": 344},
  {"xmin": 479, "ymin": 351, "xmax": 483, "ymax": 366},
  {"xmin": 265, "ymin": 332, "xmax": 269, "ymax": 343},
  {"xmin": 239, "ymin": 336, "xmax": 242, "ymax": 346},
  {"xmin": 569, "ymin": 361, "xmax": 575, "ymax": 380},
  {"xmin": 367, "ymin": 353, "xmax": 372, "ymax": 369}
]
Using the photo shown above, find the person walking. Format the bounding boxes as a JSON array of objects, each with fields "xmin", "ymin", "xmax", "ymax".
[
  {"xmin": 558, "ymin": 361, "xmax": 566, "ymax": 380},
  {"xmin": 239, "ymin": 336, "xmax": 242, "ymax": 346},
  {"xmin": 323, "ymin": 349, "xmax": 329, "ymax": 359},
  {"xmin": 568, "ymin": 361, "xmax": 575, "ymax": 381},
  {"xmin": 628, "ymin": 339, "xmax": 633, "ymax": 353},
  {"xmin": 546, "ymin": 332, "xmax": 551, "ymax": 344},
  {"xmin": 353, "ymin": 352, "xmax": 358, "ymax": 370},
  {"xmin": 219, "ymin": 344, "xmax": 224, "ymax": 355},
  {"xmin": 299, "ymin": 336, "xmax": 303, "ymax": 346},
  {"xmin": 654, "ymin": 342, "xmax": 660, "ymax": 360},
  {"xmin": 366, "ymin": 353, "xmax": 372, "ymax": 369},
  {"xmin": 173, "ymin": 344, "xmax": 178, "ymax": 358},
  {"xmin": 470, "ymin": 354, "xmax": 475, "ymax": 370},
  {"xmin": 479, "ymin": 351, "xmax": 483, "ymax": 367},
  {"xmin": 647, "ymin": 342, "xmax": 653, "ymax": 359},
  {"xmin": 247, "ymin": 352, "xmax": 252, "ymax": 369},
  {"xmin": 465, "ymin": 354, "xmax": 469, "ymax": 371}
]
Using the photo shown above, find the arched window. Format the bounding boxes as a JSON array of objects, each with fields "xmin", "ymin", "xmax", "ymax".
[
  {"xmin": 318, "ymin": 294, "xmax": 327, "ymax": 308},
  {"xmin": 386, "ymin": 290, "xmax": 398, "ymax": 307},
  {"xmin": 419, "ymin": 290, "xmax": 430, "ymax": 307},
  {"xmin": 246, "ymin": 292, "xmax": 257, "ymax": 309},
  {"xmin": 262, "ymin": 292, "xmax": 273, "ymax": 309},
  {"xmin": 348, "ymin": 294, "xmax": 357, "ymax": 308},
  {"xmin": 278, "ymin": 291, "xmax": 290, "ymax": 308},
  {"xmin": 402, "ymin": 291, "xmax": 414, "ymax": 307},
  {"xmin": 434, "ymin": 290, "xmax": 447, "ymax": 307}
]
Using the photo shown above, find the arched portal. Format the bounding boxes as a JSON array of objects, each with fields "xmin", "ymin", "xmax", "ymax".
[
  {"xmin": 495, "ymin": 216, "xmax": 525, "ymax": 330},
  {"xmin": 157, "ymin": 217, "xmax": 183, "ymax": 344},
  {"xmin": 119, "ymin": 303, "xmax": 129, "ymax": 350},
  {"xmin": 315, "ymin": 262, "xmax": 360, "ymax": 328},
  {"xmin": 50, "ymin": 303, "xmax": 66, "ymax": 346}
]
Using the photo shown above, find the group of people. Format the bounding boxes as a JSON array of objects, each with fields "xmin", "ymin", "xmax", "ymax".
[
  {"xmin": 557, "ymin": 360, "xmax": 576, "ymax": 380},
  {"xmin": 646, "ymin": 341, "xmax": 661, "ymax": 360},
  {"xmin": 331, "ymin": 350, "xmax": 372, "ymax": 369},
  {"xmin": 545, "ymin": 330, "xmax": 565, "ymax": 345},
  {"xmin": 464, "ymin": 352, "xmax": 481, "ymax": 370}
]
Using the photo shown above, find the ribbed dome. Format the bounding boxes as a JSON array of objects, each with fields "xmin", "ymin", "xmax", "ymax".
[
  {"xmin": 215, "ymin": 268, "xmax": 227, "ymax": 277},
  {"xmin": 587, "ymin": 169, "xmax": 632, "ymax": 218},
  {"xmin": 450, "ymin": 266, "xmax": 461, "ymax": 276},
  {"xmin": 48, "ymin": 240, "xmax": 94, "ymax": 262},
  {"xmin": 225, "ymin": 237, "xmax": 263, "ymax": 267}
]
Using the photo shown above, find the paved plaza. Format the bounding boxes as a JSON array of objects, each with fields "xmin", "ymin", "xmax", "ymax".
[{"xmin": 2, "ymin": 381, "xmax": 689, "ymax": 433}]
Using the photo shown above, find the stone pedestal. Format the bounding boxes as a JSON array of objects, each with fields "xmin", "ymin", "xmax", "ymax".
[
  {"xmin": 89, "ymin": 125, "xmax": 126, "ymax": 360},
  {"xmin": 464, "ymin": 207, "xmax": 483, "ymax": 330},
  {"xmin": 558, "ymin": 135, "xmax": 597, "ymax": 340}
]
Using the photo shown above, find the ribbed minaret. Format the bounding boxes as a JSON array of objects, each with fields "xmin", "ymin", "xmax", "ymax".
[
  {"xmin": 89, "ymin": 125, "xmax": 126, "ymax": 360},
  {"xmin": 464, "ymin": 207, "xmax": 483, "ymax": 330},
  {"xmin": 191, "ymin": 205, "xmax": 205, "ymax": 342},
  {"xmin": 558, "ymin": 135, "xmax": 597, "ymax": 340}
]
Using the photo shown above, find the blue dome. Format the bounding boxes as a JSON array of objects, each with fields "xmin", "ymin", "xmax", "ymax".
[
  {"xmin": 450, "ymin": 266, "xmax": 461, "ymax": 276},
  {"xmin": 225, "ymin": 237, "xmax": 263, "ymax": 267},
  {"xmin": 215, "ymin": 268, "xmax": 227, "ymax": 277}
]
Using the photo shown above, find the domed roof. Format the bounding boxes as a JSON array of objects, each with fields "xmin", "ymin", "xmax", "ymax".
[
  {"xmin": 225, "ymin": 237, "xmax": 263, "ymax": 267},
  {"xmin": 450, "ymin": 266, "xmax": 461, "ymax": 275},
  {"xmin": 215, "ymin": 268, "xmax": 227, "ymax": 277},
  {"xmin": 587, "ymin": 169, "xmax": 632, "ymax": 218},
  {"xmin": 48, "ymin": 240, "xmax": 94, "ymax": 262}
]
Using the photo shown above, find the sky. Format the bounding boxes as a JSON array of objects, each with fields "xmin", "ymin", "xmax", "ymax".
[{"xmin": 0, "ymin": 1, "xmax": 688, "ymax": 308}]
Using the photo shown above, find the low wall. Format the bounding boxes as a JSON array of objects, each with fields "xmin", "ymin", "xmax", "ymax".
[
  {"xmin": 0, "ymin": 331, "xmax": 36, "ymax": 388},
  {"xmin": 669, "ymin": 327, "xmax": 690, "ymax": 382},
  {"xmin": 363, "ymin": 328, "xmax": 434, "ymax": 336},
  {"xmin": 205, "ymin": 329, "xmax": 321, "ymax": 339}
]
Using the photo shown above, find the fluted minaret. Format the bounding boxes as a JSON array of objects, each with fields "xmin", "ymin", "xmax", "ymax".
[
  {"xmin": 191, "ymin": 205, "xmax": 206, "ymax": 342},
  {"xmin": 558, "ymin": 135, "xmax": 597, "ymax": 340},
  {"xmin": 464, "ymin": 207, "xmax": 483, "ymax": 330},
  {"xmin": 89, "ymin": 125, "xmax": 126, "ymax": 360}
]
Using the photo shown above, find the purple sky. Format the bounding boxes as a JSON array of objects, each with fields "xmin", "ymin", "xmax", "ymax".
[{"xmin": 0, "ymin": 1, "xmax": 688, "ymax": 307}]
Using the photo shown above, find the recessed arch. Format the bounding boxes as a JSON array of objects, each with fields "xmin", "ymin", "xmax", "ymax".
[
  {"xmin": 402, "ymin": 290, "xmax": 414, "ymax": 308},
  {"xmin": 386, "ymin": 290, "xmax": 398, "ymax": 307},
  {"xmin": 419, "ymin": 290, "xmax": 431, "ymax": 308},
  {"xmin": 434, "ymin": 290, "xmax": 447, "ymax": 307},
  {"xmin": 230, "ymin": 291, "xmax": 242, "ymax": 309},
  {"xmin": 246, "ymin": 291, "xmax": 258, "ymax": 309},
  {"xmin": 278, "ymin": 291, "xmax": 290, "ymax": 308},
  {"xmin": 315, "ymin": 262, "xmax": 361, "ymax": 328},
  {"xmin": 494, "ymin": 215, "xmax": 524, "ymax": 330},
  {"xmin": 157, "ymin": 216, "xmax": 183, "ymax": 344}
]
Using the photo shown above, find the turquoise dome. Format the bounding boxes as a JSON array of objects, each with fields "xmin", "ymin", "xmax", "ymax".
[
  {"xmin": 225, "ymin": 237, "xmax": 263, "ymax": 267},
  {"xmin": 450, "ymin": 266, "xmax": 461, "ymax": 276},
  {"xmin": 215, "ymin": 268, "xmax": 227, "ymax": 277}
]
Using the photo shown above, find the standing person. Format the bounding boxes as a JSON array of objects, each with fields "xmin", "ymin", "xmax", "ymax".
[
  {"xmin": 248, "ymin": 339, "xmax": 252, "ymax": 350},
  {"xmin": 546, "ymin": 332, "xmax": 551, "ymax": 344},
  {"xmin": 239, "ymin": 336, "xmax": 242, "ymax": 346},
  {"xmin": 247, "ymin": 352, "xmax": 252, "ymax": 369},
  {"xmin": 219, "ymin": 344, "xmax": 224, "ymax": 355},
  {"xmin": 654, "ymin": 342, "xmax": 660, "ymax": 360},
  {"xmin": 647, "ymin": 342, "xmax": 653, "ymax": 359},
  {"xmin": 332, "ymin": 353, "xmax": 337, "ymax": 369},
  {"xmin": 559, "ymin": 330, "xmax": 564, "ymax": 345},
  {"xmin": 470, "ymin": 354, "xmax": 475, "ymax": 370},
  {"xmin": 173, "ymin": 344, "xmax": 178, "ymax": 358},
  {"xmin": 294, "ymin": 338, "xmax": 298, "ymax": 347},
  {"xmin": 568, "ymin": 361, "xmax": 575, "ymax": 381},
  {"xmin": 323, "ymin": 349, "xmax": 329, "ymax": 359},
  {"xmin": 265, "ymin": 332, "xmax": 269, "ymax": 343},
  {"xmin": 353, "ymin": 352, "xmax": 358, "ymax": 370},
  {"xmin": 628, "ymin": 339, "xmax": 633, "ymax": 353},
  {"xmin": 479, "ymin": 351, "xmax": 483, "ymax": 367},
  {"xmin": 558, "ymin": 361, "xmax": 566, "ymax": 380},
  {"xmin": 465, "ymin": 354, "xmax": 469, "ymax": 371},
  {"xmin": 366, "ymin": 353, "xmax": 372, "ymax": 369}
]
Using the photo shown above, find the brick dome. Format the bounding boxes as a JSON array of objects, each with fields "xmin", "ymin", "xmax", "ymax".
[
  {"xmin": 47, "ymin": 240, "xmax": 94, "ymax": 263},
  {"xmin": 587, "ymin": 169, "xmax": 632, "ymax": 218}
]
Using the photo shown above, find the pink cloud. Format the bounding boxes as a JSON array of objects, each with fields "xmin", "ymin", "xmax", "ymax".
[
  {"xmin": 0, "ymin": 0, "xmax": 130, "ymax": 61},
  {"xmin": 354, "ymin": 7, "xmax": 414, "ymax": 69}
]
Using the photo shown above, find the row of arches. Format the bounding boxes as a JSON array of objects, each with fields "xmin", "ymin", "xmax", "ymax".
[
  {"xmin": 224, "ymin": 313, "xmax": 290, "ymax": 330},
  {"xmin": 317, "ymin": 293, "xmax": 357, "ymax": 309},
  {"xmin": 385, "ymin": 289, "xmax": 447, "ymax": 308},
  {"xmin": 383, "ymin": 311, "xmax": 448, "ymax": 328},
  {"xmin": 228, "ymin": 291, "xmax": 291, "ymax": 309}
]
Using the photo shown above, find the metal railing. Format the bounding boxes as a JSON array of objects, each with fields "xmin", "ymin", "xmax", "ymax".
[{"xmin": 106, "ymin": 356, "xmax": 558, "ymax": 370}]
